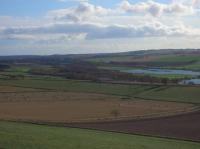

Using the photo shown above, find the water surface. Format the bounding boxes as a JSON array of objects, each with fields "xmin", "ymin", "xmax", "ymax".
[
  {"xmin": 123, "ymin": 68, "xmax": 200, "ymax": 76},
  {"xmin": 180, "ymin": 79, "xmax": 200, "ymax": 85}
]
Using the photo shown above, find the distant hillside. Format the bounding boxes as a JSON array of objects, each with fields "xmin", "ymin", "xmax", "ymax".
[{"xmin": 83, "ymin": 49, "xmax": 200, "ymax": 71}]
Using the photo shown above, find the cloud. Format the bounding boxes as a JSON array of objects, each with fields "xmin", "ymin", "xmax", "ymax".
[
  {"xmin": 47, "ymin": 1, "xmax": 197, "ymax": 26},
  {"xmin": 48, "ymin": 2, "xmax": 116, "ymax": 23},
  {"xmin": 0, "ymin": 1, "xmax": 199, "ymax": 42},
  {"xmin": 0, "ymin": 21, "xmax": 199, "ymax": 42},
  {"xmin": 193, "ymin": 0, "xmax": 200, "ymax": 8},
  {"xmin": 120, "ymin": 0, "xmax": 194, "ymax": 17}
]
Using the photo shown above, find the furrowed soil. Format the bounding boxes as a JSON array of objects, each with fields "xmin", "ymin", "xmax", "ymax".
[{"xmin": 69, "ymin": 111, "xmax": 200, "ymax": 142}]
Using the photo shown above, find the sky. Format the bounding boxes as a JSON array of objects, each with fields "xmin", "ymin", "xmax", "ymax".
[{"xmin": 0, "ymin": 0, "xmax": 200, "ymax": 55}]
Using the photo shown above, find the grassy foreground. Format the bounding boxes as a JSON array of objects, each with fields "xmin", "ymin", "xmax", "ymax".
[{"xmin": 0, "ymin": 121, "xmax": 199, "ymax": 149}]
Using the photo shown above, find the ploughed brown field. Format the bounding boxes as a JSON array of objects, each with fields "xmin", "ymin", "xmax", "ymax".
[
  {"xmin": 0, "ymin": 91, "xmax": 197, "ymax": 123},
  {"xmin": 69, "ymin": 111, "xmax": 200, "ymax": 142}
]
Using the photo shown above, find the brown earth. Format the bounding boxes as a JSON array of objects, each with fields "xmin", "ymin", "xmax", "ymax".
[
  {"xmin": 0, "ymin": 91, "xmax": 196, "ymax": 123},
  {"xmin": 68, "ymin": 111, "xmax": 200, "ymax": 142}
]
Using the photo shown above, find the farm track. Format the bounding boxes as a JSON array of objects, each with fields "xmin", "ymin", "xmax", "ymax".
[{"xmin": 66, "ymin": 110, "xmax": 200, "ymax": 142}]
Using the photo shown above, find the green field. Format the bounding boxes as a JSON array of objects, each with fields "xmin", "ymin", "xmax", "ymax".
[
  {"xmin": 0, "ymin": 79, "xmax": 156, "ymax": 96},
  {"xmin": 137, "ymin": 86, "xmax": 200, "ymax": 104},
  {"xmin": 88, "ymin": 55, "xmax": 137, "ymax": 63},
  {"xmin": 0, "ymin": 78, "xmax": 200, "ymax": 104},
  {"xmin": 2, "ymin": 66, "xmax": 31, "ymax": 75},
  {"xmin": 0, "ymin": 121, "xmax": 199, "ymax": 149},
  {"xmin": 152, "ymin": 55, "xmax": 200, "ymax": 70},
  {"xmin": 90, "ymin": 54, "xmax": 200, "ymax": 80},
  {"xmin": 90, "ymin": 54, "xmax": 200, "ymax": 71}
]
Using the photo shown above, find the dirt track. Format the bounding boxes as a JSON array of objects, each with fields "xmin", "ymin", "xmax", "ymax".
[{"xmin": 68, "ymin": 110, "xmax": 200, "ymax": 142}]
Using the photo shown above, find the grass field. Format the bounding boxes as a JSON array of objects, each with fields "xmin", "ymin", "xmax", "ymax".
[
  {"xmin": 88, "ymin": 55, "xmax": 138, "ymax": 63},
  {"xmin": 0, "ymin": 79, "xmax": 156, "ymax": 97},
  {"xmin": 92, "ymin": 54, "xmax": 200, "ymax": 79},
  {"xmin": 137, "ymin": 86, "xmax": 200, "ymax": 104},
  {"xmin": 0, "ymin": 79, "xmax": 200, "ymax": 104},
  {"xmin": 151, "ymin": 55, "xmax": 200, "ymax": 70},
  {"xmin": 0, "ymin": 121, "xmax": 200, "ymax": 149},
  {"xmin": 1, "ymin": 66, "xmax": 31, "ymax": 76},
  {"xmin": 90, "ymin": 54, "xmax": 200, "ymax": 71}
]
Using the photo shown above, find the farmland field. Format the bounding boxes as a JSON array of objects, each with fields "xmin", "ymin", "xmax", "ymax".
[
  {"xmin": 0, "ymin": 79, "xmax": 200, "ymax": 143},
  {"xmin": 1, "ymin": 79, "xmax": 200, "ymax": 103},
  {"xmin": 0, "ymin": 91, "xmax": 196, "ymax": 123},
  {"xmin": 0, "ymin": 78, "xmax": 200, "ymax": 145},
  {"xmin": 0, "ymin": 79, "xmax": 158, "ymax": 96},
  {"xmin": 90, "ymin": 54, "xmax": 200, "ymax": 74},
  {"xmin": 154, "ymin": 55, "xmax": 200, "ymax": 70},
  {"xmin": 0, "ymin": 121, "xmax": 200, "ymax": 149},
  {"xmin": 70, "ymin": 111, "xmax": 200, "ymax": 142},
  {"xmin": 137, "ymin": 86, "xmax": 200, "ymax": 104},
  {"xmin": 90, "ymin": 55, "xmax": 200, "ymax": 63}
]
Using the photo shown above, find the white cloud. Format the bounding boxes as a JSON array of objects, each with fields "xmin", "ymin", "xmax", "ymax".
[
  {"xmin": 48, "ymin": 2, "xmax": 117, "ymax": 23},
  {"xmin": 120, "ymin": 0, "xmax": 194, "ymax": 17},
  {"xmin": 46, "ymin": 1, "xmax": 198, "ymax": 27},
  {"xmin": 1, "ymin": 0, "xmax": 199, "ymax": 42},
  {"xmin": 193, "ymin": 0, "xmax": 200, "ymax": 8},
  {"xmin": 0, "ymin": 21, "xmax": 199, "ymax": 42}
]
